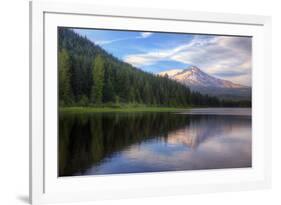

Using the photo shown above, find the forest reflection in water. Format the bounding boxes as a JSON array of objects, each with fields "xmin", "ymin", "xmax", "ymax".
[{"xmin": 59, "ymin": 109, "xmax": 251, "ymax": 176}]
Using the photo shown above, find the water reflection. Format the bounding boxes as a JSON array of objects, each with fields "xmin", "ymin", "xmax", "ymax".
[{"xmin": 59, "ymin": 109, "xmax": 251, "ymax": 176}]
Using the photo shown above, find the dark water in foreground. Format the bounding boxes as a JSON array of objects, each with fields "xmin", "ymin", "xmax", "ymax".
[{"xmin": 59, "ymin": 108, "xmax": 251, "ymax": 176}]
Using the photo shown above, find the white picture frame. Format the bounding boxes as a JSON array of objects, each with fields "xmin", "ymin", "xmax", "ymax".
[{"xmin": 30, "ymin": 1, "xmax": 272, "ymax": 204}]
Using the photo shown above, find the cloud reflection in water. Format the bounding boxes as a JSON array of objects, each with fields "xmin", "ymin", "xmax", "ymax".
[{"xmin": 83, "ymin": 111, "xmax": 251, "ymax": 175}]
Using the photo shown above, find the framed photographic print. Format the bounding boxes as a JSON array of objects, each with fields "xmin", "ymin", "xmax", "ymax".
[{"xmin": 30, "ymin": 1, "xmax": 271, "ymax": 204}]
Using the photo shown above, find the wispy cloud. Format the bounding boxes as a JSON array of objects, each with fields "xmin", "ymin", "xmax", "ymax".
[
  {"xmin": 95, "ymin": 32, "xmax": 153, "ymax": 45},
  {"xmin": 95, "ymin": 37, "xmax": 134, "ymax": 45},
  {"xmin": 124, "ymin": 36, "xmax": 216, "ymax": 66},
  {"xmin": 124, "ymin": 36, "xmax": 252, "ymax": 85}
]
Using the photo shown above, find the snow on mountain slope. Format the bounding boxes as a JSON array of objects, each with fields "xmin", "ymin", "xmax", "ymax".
[
  {"xmin": 158, "ymin": 69, "xmax": 183, "ymax": 77},
  {"xmin": 159, "ymin": 66, "xmax": 246, "ymax": 89}
]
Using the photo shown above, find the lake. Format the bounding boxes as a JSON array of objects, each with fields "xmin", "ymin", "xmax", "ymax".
[{"xmin": 59, "ymin": 108, "xmax": 251, "ymax": 176}]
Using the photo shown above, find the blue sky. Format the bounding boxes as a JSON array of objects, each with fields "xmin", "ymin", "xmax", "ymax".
[{"xmin": 73, "ymin": 28, "xmax": 252, "ymax": 86}]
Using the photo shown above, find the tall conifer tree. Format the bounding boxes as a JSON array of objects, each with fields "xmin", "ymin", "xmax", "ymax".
[
  {"xmin": 91, "ymin": 54, "xmax": 105, "ymax": 104},
  {"xmin": 59, "ymin": 49, "xmax": 72, "ymax": 105}
]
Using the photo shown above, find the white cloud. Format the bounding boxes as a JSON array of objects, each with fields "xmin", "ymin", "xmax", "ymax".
[
  {"xmin": 123, "ymin": 36, "xmax": 252, "ymax": 85},
  {"xmin": 140, "ymin": 32, "xmax": 153, "ymax": 38}
]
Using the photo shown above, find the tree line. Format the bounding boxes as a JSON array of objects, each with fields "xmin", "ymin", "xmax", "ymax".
[{"xmin": 58, "ymin": 28, "xmax": 251, "ymax": 108}]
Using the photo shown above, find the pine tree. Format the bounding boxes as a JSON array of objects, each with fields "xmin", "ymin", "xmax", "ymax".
[
  {"xmin": 59, "ymin": 49, "xmax": 72, "ymax": 105},
  {"xmin": 103, "ymin": 64, "xmax": 115, "ymax": 102},
  {"xmin": 91, "ymin": 54, "xmax": 105, "ymax": 104}
]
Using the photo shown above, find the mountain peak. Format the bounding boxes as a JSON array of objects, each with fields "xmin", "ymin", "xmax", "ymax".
[
  {"xmin": 159, "ymin": 66, "xmax": 247, "ymax": 89},
  {"xmin": 187, "ymin": 65, "xmax": 200, "ymax": 72},
  {"xmin": 158, "ymin": 66, "xmax": 201, "ymax": 78},
  {"xmin": 179, "ymin": 66, "xmax": 202, "ymax": 75}
]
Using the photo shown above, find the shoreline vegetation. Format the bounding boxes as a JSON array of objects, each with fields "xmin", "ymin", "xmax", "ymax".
[
  {"xmin": 60, "ymin": 104, "xmax": 191, "ymax": 113},
  {"xmin": 59, "ymin": 103, "xmax": 251, "ymax": 114},
  {"xmin": 60, "ymin": 107, "xmax": 188, "ymax": 113}
]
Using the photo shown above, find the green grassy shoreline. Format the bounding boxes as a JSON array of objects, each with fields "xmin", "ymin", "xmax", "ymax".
[{"xmin": 60, "ymin": 106, "xmax": 191, "ymax": 113}]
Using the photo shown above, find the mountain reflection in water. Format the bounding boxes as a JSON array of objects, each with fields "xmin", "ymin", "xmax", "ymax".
[{"xmin": 59, "ymin": 108, "xmax": 251, "ymax": 176}]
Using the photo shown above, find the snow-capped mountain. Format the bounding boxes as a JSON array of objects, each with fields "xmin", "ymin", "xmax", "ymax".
[
  {"xmin": 158, "ymin": 66, "xmax": 251, "ymax": 100},
  {"xmin": 158, "ymin": 66, "xmax": 246, "ymax": 89},
  {"xmin": 159, "ymin": 69, "xmax": 183, "ymax": 77}
]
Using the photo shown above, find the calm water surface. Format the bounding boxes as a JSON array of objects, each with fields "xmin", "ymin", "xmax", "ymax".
[{"xmin": 59, "ymin": 108, "xmax": 251, "ymax": 176}]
